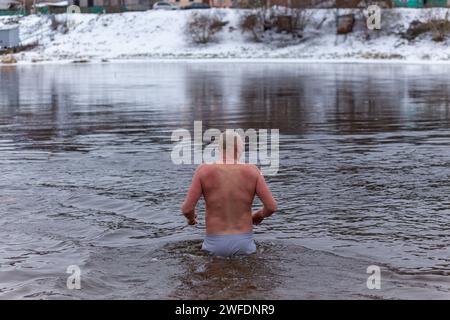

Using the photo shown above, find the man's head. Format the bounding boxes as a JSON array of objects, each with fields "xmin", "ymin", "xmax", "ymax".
[{"xmin": 218, "ymin": 130, "xmax": 244, "ymax": 163}]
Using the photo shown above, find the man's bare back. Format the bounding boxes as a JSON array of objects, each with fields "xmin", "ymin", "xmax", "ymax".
[{"xmin": 181, "ymin": 163, "xmax": 277, "ymax": 235}]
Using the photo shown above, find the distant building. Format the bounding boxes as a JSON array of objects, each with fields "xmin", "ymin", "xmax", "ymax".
[
  {"xmin": 74, "ymin": 0, "xmax": 126, "ymax": 7},
  {"xmin": 209, "ymin": 0, "xmax": 234, "ymax": 8},
  {"xmin": 166, "ymin": 0, "xmax": 205, "ymax": 8},
  {"xmin": 392, "ymin": 0, "xmax": 423, "ymax": 7},
  {"xmin": 23, "ymin": 0, "xmax": 450, "ymax": 12},
  {"xmin": 336, "ymin": 0, "xmax": 449, "ymax": 8},
  {"xmin": 270, "ymin": 0, "xmax": 334, "ymax": 7},
  {"xmin": 0, "ymin": 25, "xmax": 20, "ymax": 49},
  {"xmin": 233, "ymin": 0, "xmax": 336, "ymax": 8},
  {"xmin": 33, "ymin": 0, "xmax": 160, "ymax": 10},
  {"xmin": 335, "ymin": 1, "xmax": 393, "ymax": 8},
  {"xmin": 0, "ymin": 0, "xmax": 21, "ymax": 10}
]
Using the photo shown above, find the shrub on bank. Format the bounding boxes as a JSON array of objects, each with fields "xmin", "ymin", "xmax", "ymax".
[
  {"xmin": 404, "ymin": 11, "xmax": 450, "ymax": 42},
  {"xmin": 185, "ymin": 11, "xmax": 229, "ymax": 44},
  {"xmin": 239, "ymin": 7, "xmax": 314, "ymax": 43}
]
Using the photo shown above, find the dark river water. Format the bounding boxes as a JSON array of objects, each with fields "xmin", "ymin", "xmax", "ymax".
[{"xmin": 0, "ymin": 62, "xmax": 449, "ymax": 299}]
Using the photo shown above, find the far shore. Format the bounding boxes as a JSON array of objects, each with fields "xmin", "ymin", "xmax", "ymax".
[{"xmin": 4, "ymin": 57, "xmax": 450, "ymax": 66}]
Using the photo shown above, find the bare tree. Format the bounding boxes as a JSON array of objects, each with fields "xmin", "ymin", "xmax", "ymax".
[
  {"xmin": 185, "ymin": 12, "xmax": 229, "ymax": 44},
  {"xmin": 427, "ymin": 10, "xmax": 450, "ymax": 42}
]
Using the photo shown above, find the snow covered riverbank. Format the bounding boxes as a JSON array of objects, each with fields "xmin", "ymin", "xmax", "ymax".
[{"xmin": 1, "ymin": 8, "xmax": 450, "ymax": 64}]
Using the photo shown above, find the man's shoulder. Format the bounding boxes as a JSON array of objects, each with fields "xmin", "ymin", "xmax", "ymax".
[
  {"xmin": 197, "ymin": 163, "xmax": 259, "ymax": 174},
  {"xmin": 239, "ymin": 163, "xmax": 260, "ymax": 173},
  {"xmin": 196, "ymin": 163, "xmax": 215, "ymax": 175}
]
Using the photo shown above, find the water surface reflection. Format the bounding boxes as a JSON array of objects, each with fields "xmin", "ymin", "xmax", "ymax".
[{"xmin": 0, "ymin": 62, "xmax": 449, "ymax": 299}]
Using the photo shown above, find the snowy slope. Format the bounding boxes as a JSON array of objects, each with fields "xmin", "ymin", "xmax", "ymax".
[{"xmin": 1, "ymin": 8, "xmax": 450, "ymax": 64}]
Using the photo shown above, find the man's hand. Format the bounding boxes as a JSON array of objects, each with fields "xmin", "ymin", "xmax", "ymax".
[
  {"xmin": 252, "ymin": 210, "xmax": 264, "ymax": 225},
  {"xmin": 187, "ymin": 214, "xmax": 198, "ymax": 226}
]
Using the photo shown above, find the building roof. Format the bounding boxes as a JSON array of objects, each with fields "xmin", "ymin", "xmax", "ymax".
[
  {"xmin": 34, "ymin": 1, "xmax": 69, "ymax": 8},
  {"xmin": 0, "ymin": 25, "xmax": 20, "ymax": 31}
]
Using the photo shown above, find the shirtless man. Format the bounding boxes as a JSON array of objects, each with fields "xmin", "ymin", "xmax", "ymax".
[{"xmin": 181, "ymin": 131, "xmax": 277, "ymax": 257}]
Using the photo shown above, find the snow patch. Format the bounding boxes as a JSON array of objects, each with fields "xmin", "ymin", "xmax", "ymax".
[{"xmin": 1, "ymin": 8, "xmax": 450, "ymax": 64}]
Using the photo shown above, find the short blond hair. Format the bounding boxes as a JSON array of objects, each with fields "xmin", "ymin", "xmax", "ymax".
[{"xmin": 218, "ymin": 130, "xmax": 244, "ymax": 161}]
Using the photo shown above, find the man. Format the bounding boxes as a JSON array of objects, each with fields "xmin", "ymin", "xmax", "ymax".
[{"xmin": 181, "ymin": 131, "xmax": 277, "ymax": 257}]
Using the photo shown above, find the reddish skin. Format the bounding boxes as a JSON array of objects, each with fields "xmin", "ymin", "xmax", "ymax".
[{"xmin": 181, "ymin": 163, "xmax": 277, "ymax": 235}]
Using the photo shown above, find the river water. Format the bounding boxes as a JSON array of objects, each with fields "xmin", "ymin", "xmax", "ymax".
[{"xmin": 0, "ymin": 62, "xmax": 449, "ymax": 299}]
